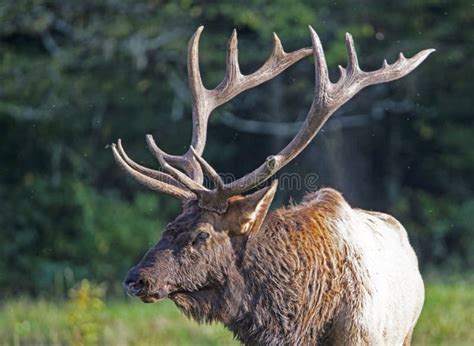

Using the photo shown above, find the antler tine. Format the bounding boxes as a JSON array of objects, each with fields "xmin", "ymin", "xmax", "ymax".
[
  {"xmin": 345, "ymin": 33, "xmax": 359, "ymax": 74},
  {"xmin": 111, "ymin": 142, "xmax": 195, "ymax": 200},
  {"xmin": 146, "ymin": 134, "xmax": 203, "ymax": 183},
  {"xmin": 190, "ymin": 146, "xmax": 225, "ymax": 191},
  {"xmin": 186, "ymin": 25, "xmax": 210, "ymax": 158},
  {"xmin": 211, "ymin": 30, "xmax": 313, "ymax": 109},
  {"xmin": 188, "ymin": 25, "xmax": 206, "ymax": 99},
  {"xmin": 116, "ymin": 139, "xmax": 184, "ymax": 188},
  {"xmin": 272, "ymin": 32, "xmax": 285, "ymax": 58},
  {"xmin": 146, "ymin": 135, "xmax": 208, "ymax": 192},
  {"xmin": 309, "ymin": 26, "xmax": 330, "ymax": 109},
  {"xmin": 224, "ymin": 29, "xmax": 241, "ymax": 85}
]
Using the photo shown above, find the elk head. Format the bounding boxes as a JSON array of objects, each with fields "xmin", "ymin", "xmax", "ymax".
[{"xmin": 112, "ymin": 26, "xmax": 433, "ymax": 309}]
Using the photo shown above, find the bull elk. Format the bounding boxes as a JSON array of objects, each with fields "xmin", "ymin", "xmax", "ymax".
[{"xmin": 112, "ymin": 26, "xmax": 434, "ymax": 345}]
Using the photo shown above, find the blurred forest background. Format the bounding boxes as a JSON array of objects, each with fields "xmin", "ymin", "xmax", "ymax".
[{"xmin": 0, "ymin": 0, "xmax": 473, "ymax": 344}]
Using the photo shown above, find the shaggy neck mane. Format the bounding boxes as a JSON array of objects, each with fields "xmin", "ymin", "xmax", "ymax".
[
  {"xmin": 232, "ymin": 191, "xmax": 368, "ymax": 344},
  {"xmin": 175, "ymin": 190, "xmax": 369, "ymax": 345}
]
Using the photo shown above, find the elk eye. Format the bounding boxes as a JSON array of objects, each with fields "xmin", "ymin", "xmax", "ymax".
[{"xmin": 197, "ymin": 231, "xmax": 209, "ymax": 241}]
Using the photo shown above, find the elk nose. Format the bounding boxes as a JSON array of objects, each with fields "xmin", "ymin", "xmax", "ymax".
[{"xmin": 123, "ymin": 271, "xmax": 147, "ymax": 296}]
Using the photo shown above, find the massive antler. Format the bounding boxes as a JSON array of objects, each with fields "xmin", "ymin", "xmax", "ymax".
[
  {"xmin": 147, "ymin": 26, "xmax": 313, "ymax": 183},
  {"xmin": 112, "ymin": 26, "xmax": 311, "ymax": 205},
  {"xmin": 112, "ymin": 26, "xmax": 434, "ymax": 213}
]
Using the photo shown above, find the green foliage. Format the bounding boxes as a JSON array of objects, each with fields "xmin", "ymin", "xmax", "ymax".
[
  {"xmin": 67, "ymin": 280, "xmax": 105, "ymax": 345},
  {"xmin": 0, "ymin": 176, "xmax": 168, "ymax": 295},
  {"xmin": 0, "ymin": 281, "xmax": 472, "ymax": 345},
  {"xmin": 395, "ymin": 190, "xmax": 474, "ymax": 269}
]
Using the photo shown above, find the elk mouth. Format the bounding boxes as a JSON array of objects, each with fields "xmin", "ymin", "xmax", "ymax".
[
  {"xmin": 138, "ymin": 282, "xmax": 215, "ymax": 303},
  {"xmin": 139, "ymin": 284, "xmax": 204, "ymax": 303},
  {"xmin": 138, "ymin": 283, "xmax": 177, "ymax": 303},
  {"xmin": 168, "ymin": 285, "xmax": 215, "ymax": 301}
]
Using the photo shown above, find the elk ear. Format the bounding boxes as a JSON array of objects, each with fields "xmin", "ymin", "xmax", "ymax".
[{"xmin": 228, "ymin": 180, "xmax": 278, "ymax": 235}]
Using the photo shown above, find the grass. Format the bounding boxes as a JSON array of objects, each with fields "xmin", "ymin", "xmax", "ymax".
[
  {"xmin": 413, "ymin": 281, "xmax": 474, "ymax": 345},
  {"xmin": 0, "ymin": 298, "xmax": 237, "ymax": 346},
  {"xmin": 0, "ymin": 281, "xmax": 472, "ymax": 345}
]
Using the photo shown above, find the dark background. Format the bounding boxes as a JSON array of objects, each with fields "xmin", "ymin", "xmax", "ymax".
[{"xmin": 1, "ymin": 0, "xmax": 472, "ymax": 297}]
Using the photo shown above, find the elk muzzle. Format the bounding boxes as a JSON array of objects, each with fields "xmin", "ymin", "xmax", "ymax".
[{"xmin": 123, "ymin": 265, "xmax": 174, "ymax": 303}]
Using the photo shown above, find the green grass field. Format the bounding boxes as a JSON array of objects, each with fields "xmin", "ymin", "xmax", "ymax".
[{"xmin": 1, "ymin": 281, "xmax": 472, "ymax": 345}]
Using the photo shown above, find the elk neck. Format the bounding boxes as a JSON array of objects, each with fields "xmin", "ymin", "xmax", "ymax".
[{"xmin": 223, "ymin": 189, "xmax": 370, "ymax": 344}]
